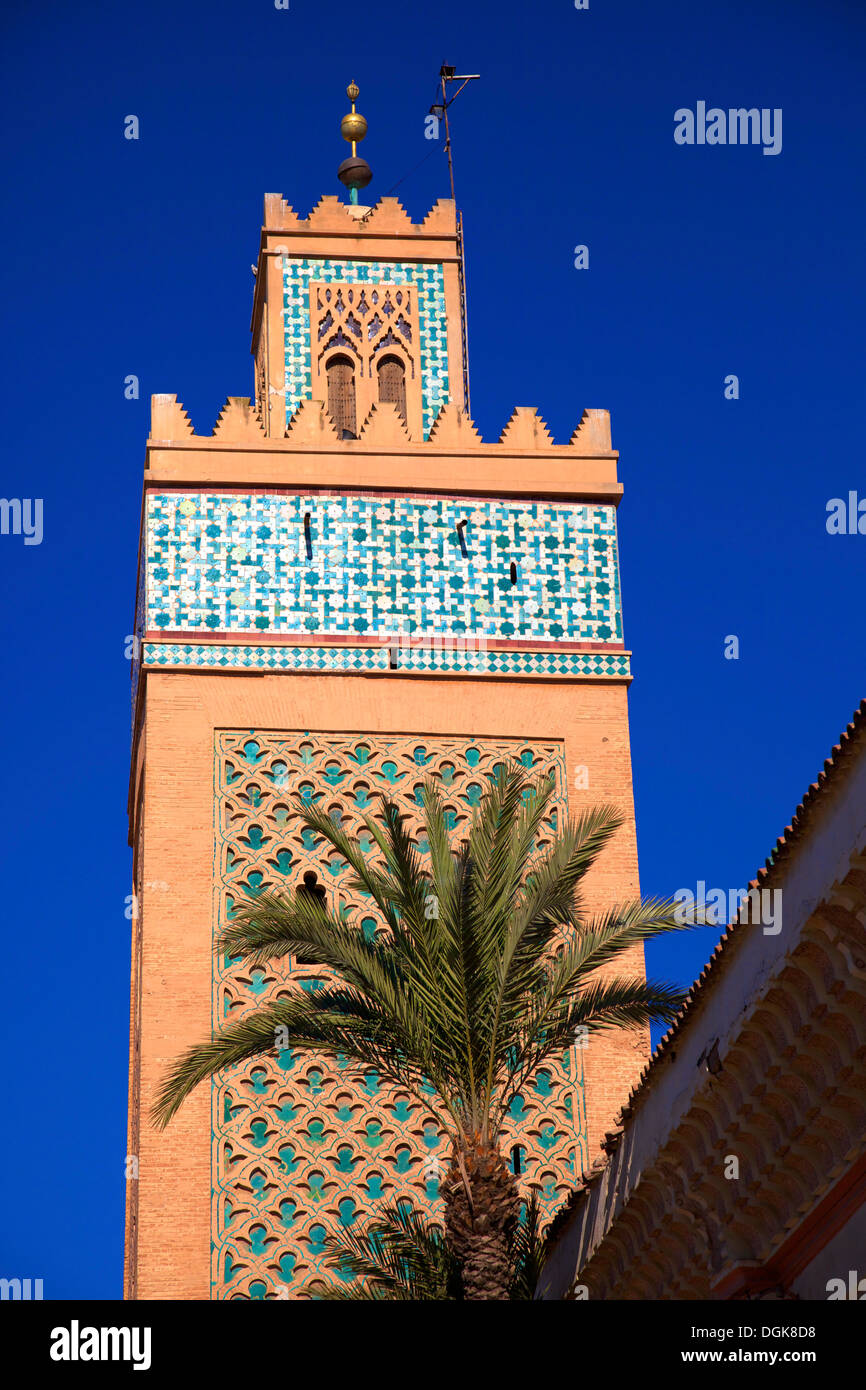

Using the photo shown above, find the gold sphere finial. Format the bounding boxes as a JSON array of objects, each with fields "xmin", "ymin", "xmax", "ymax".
[
  {"xmin": 340, "ymin": 79, "xmax": 367, "ymax": 147},
  {"xmin": 338, "ymin": 79, "xmax": 372, "ymax": 203}
]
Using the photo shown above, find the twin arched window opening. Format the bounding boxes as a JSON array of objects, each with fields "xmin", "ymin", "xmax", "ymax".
[
  {"xmin": 377, "ymin": 355, "xmax": 407, "ymax": 423},
  {"xmin": 326, "ymin": 355, "xmax": 357, "ymax": 440},
  {"xmin": 325, "ymin": 353, "xmax": 407, "ymax": 439}
]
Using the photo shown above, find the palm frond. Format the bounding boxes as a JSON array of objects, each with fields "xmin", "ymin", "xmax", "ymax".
[
  {"xmin": 305, "ymin": 1202, "xmax": 459, "ymax": 1301},
  {"xmin": 510, "ymin": 1192, "xmax": 549, "ymax": 1301},
  {"xmin": 153, "ymin": 985, "xmax": 438, "ymax": 1129},
  {"xmin": 157, "ymin": 758, "xmax": 698, "ymax": 1214}
]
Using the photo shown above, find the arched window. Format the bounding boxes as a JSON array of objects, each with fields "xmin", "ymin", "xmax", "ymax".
[
  {"xmin": 510, "ymin": 1144, "xmax": 526, "ymax": 1176},
  {"xmin": 294, "ymin": 871, "xmax": 327, "ymax": 964},
  {"xmin": 326, "ymin": 355, "xmax": 357, "ymax": 438},
  {"xmin": 377, "ymin": 355, "xmax": 407, "ymax": 423},
  {"xmin": 298, "ymin": 870, "xmax": 327, "ymax": 907}
]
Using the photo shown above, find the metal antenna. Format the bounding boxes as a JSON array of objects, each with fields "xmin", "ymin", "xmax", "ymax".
[{"xmin": 430, "ymin": 65, "xmax": 479, "ymax": 416}]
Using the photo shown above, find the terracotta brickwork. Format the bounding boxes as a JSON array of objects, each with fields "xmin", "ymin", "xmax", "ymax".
[
  {"xmin": 125, "ymin": 191, "xmax": 649, "ymax": 1300},
  {"xmin": 127, "ymin": 671, "xmax": 644, "ymax": 1298},
  {"xmin": 212, "ymin": 731, "xmax": 584, "ymax": 1297}
]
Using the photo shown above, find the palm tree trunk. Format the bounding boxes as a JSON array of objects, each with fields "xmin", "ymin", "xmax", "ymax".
[{"xmin": 441, "ymin": 1135, "xmax": 520, "ymax": 1300}]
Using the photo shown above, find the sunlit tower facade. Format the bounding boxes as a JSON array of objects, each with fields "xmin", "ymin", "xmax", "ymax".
[{"xmin": 125, "ymin": 85, "xmax": 646, "ymax": 1299}]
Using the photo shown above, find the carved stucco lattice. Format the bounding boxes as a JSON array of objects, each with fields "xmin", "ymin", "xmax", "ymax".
[
  {"xmin": 311, "ymin": 282, "xmax": 415, "ymax": 377},
  {"xmin": 212, "ymin": 731, "xmax": 587, "ymax": 1299},
  {"xmin": 310, "ymin": 281, "xmax": 420, "ymax": 437}
]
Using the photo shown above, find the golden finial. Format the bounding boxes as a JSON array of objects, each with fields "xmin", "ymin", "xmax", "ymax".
[
  {"xmin": 340, "ymin": 80, "xmax": 367, "ymax": 151},
  {"xmin": 337, "ymin": 79, "xmax": 372, "ymax": 203}
]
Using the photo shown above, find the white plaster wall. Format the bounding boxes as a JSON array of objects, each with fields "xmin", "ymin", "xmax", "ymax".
[{"xmin": 538, "ymin": 741, "xmax": 866, "ymax": 1300}]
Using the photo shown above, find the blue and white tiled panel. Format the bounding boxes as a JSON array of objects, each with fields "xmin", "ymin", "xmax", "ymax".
[
  {"xmin": 145, "ymin": 492, "xmax": 624, "ymax": 647},
  {"xmin": 142, "ymin": 643, "xmax": 631, "ymax": 678},
  {"xmin": 281, "ymin": 258, "xmax": 449, "ymax": 437}
]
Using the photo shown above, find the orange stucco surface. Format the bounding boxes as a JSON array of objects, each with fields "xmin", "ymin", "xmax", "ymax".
[
  {"xmin": 125, "ymin": 188, "xmax": 648, "ymax": 1299},
  {"xmin": 126, "ymin": 670, "xmax": 646, "ymax": 1299}
]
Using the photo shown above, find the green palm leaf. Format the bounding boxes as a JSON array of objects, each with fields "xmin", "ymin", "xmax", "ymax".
[{"xmin": 154, "ymin": 759, "xmax": 697, "ymax": 1297}]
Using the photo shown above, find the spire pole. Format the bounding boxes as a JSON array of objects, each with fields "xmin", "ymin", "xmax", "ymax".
[
  {"xmin": 430, "ymin": 65, "xmax": 480, "ymax": 415},
  {"xmin": 338, "ymin": 81, "xmax": 372, "ymax": 206}
]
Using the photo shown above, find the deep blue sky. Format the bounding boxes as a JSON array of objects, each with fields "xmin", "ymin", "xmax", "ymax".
[{"xmin": 0, "ymin": 0, "xmax": 863, "ymax": 1299}]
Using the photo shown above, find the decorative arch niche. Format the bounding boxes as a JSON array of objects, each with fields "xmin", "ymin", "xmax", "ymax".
[
  {"xmin": 310, "ymin": 282, "xmax": 422, "ymax": 437},
  {"xmin": 376, "ymin": 354, "xmax": 407, "ymax": 423},
  {"xmin": 325, "ymin": 354, "xmax": 357, "ymax": 439}
]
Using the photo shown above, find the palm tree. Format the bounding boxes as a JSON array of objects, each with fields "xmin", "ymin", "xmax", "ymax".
[
  {"xmin": 305, "ymin": 1192, "xmax": 548, "ymax": 1301},
  {"xmin": 305, "ymin": 1201, "xmax": 460, "ymax": 1301},
  {"xmin": 154, "ymin": 764, "xmax": 692, "ymax": 1299}
]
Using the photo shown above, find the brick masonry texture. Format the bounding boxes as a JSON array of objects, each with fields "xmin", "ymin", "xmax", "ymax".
[
  {"xmin": 211, "ymin": 732, "xmax": 584, "ymax": 1298},
  {"xmin": 127, "ymin": 672, "xmax": 647, "ymax": 1299},
  {"xmin": 127, "ymin": 195, "xmax": 646, "ymax": 1302}
]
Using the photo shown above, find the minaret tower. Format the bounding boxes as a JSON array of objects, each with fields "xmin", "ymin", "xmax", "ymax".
[{"xmin": 125, "ymin": 86, "xmax": 646, "ymax": 1299}]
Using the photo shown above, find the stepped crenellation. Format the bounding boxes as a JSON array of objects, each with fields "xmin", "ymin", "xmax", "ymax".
[
  {"xmin": 149, "ymin": 394, "xmax": 615, "ymax": 456},
  {"xmin": 261, "ymin": 192, "xmax": 458, "ymax": 236}
]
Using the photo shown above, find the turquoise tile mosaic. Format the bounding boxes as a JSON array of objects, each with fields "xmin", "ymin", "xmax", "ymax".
[
  {"xmin": 145, "ymin": 492, "xmax": 625, "ymax": 654},
  {"xmin": 211, "ymin": 731, "xmax": 586, "ymax": 1297},
  {"xmin": 281, "ymin": 258, "xmax": 448, "ymax": 436},
  {"xmin": 142, "ymin": 643, "xmax": 630, "ymax": 679},
  {"xmin": 143, "ymin": 643, "xmax": 389, "ymax": 673},
  {"xmin": 399, "ymin": 646, "xmax": 631, "ymax": 678},
  {"xmin": 130, "ymin": 542, "xmax": 146, "ymax": 722}
]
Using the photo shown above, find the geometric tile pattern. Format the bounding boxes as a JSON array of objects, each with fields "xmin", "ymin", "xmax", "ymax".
[
  {"xmin": 130, "ymin": 541, "xmax": 146, "ymax": 723},
  {"xmin": 391, "ymin": 646, "xmax": 630, "ymax": 678},
  {"xmin": 212, "ymin": 731, "xmax": 587, "ymax": 1299},
  {"xmin": 146, "ymin": 642, "xmax": 390, "ymax": 673},
  {"xmin": 281, "ymin": 258, "xmax": 448, "ymax": 437},
  {"xmin": 143, "ymin": 642, "xmax": 631, "ymax": 679},
  {"xmin": 145, "ymin": 492, "xmax": 624, "ymax": 650}
]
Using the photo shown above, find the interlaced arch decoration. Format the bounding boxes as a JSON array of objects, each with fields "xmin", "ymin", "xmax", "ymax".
[
  {"xmin": 211, "ymin": 731, "xmax": 587, "ymax": 1299},
  {"xmin": 310, "ymin": 282, "xmax": 421, "ymax": 435}
]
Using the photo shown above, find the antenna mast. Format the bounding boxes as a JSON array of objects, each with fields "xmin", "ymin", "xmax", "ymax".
[{"xmin": 430, "ymin": 64, "xmax": 479, "ymax": 416}]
